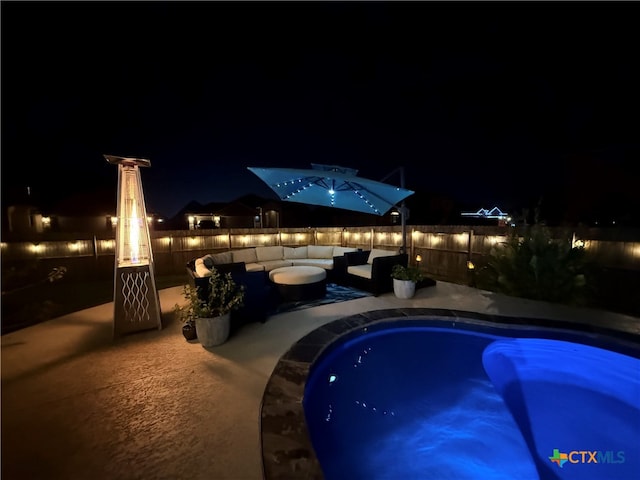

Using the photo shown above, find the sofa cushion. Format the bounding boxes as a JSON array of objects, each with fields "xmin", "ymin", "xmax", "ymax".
[
  {"xmin": 259, "ymin": 260, "xmax": 293, "ymax": 271},
  {"xmin": 307, "ymin": 245, "xmax": 335, "ymax": 259},
  {"xmin": 245, "ymin": 263, "xmax": 266, "ymax": 272},
  {"xmin": 232, "ymin": 248, "xmax": 258, "ymax": 264},
  {"xmin": 332, "ymin": 246, "xmax": 358, "ymax": 257},
  {"xmin": 283, "ymin": 246, "xmax": 308, "ymax": 259},
  {"xmin": 292, "ymin": 258, "xmax": 334, "ymax": 270},
  {"xmin": 210, "ymin": 251, "xmax": 233, "ymax": 265},
  {"xmin": 202, "ymin": 255, "xmax": 215, "ymax": 269},
  {"xmin": 367, "ymin": 248, "xmax": 397, "ymax": 264},
  {"xmin": 256, "ymin": 246, "xmax": 284, "ymax": 262},
  {"xmin": 194, "ymin": 257, "xmax": 213, "ymax": 277},
  {"xmin": 347, "ymin": 264, "xmax": 373, "ymax": 279}
]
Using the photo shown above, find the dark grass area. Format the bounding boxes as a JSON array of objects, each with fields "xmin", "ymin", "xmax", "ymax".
[{"xmin": 1, "ymin": 273, "xmax": 189, "ymax": 335}]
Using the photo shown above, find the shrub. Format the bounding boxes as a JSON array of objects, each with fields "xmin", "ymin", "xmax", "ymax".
[
  {"xmin": 174, "ymin": 267, "xmax": 245, "ymax": 323},
  {"xmin": 475, "ymin": 225, "xmax": 596, "ymax": 306}
]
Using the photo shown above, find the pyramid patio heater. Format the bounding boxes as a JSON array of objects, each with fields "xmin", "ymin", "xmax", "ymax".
[{"xmin": 105, "ymin": 154, "xmax": 161, "ymax": 337}]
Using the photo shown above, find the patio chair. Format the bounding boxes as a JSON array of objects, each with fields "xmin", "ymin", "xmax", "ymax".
[{"xmin": 344, "ymin": 249, "xmax": 408, "ymax": 296}]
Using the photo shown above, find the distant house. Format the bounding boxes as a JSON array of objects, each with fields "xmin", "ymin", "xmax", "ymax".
[
  {"xmin": 460, "ymin": 206, "xmax": 512, "ymax": 226},
  {"xmin": 172, "ymin": 200, "xmax": 250, "ymax": 230},
  {"xmin": 173, "ymin": 194, "xmax": 286, "ymax": 230},
  {"xmin": 4, "ymin": 188, "xmax": 459, "ymax": 239},
  {"xmin": 43, "ymin": 189, "xmax": 118, "ymax": 234},
  {"xmin": 2, "ymin": 187, "xmax": 167, "ymax": 239},
  {"xmin": 2, "ymin": 186, "xmax": 46, "ymax": 236},
  {"xmin": 5, "ymin": 203, "xmax": 46, "ymax": 236}
]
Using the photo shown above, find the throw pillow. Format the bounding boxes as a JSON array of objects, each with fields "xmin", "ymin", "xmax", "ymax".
[
  {"xmin": 194, "ymin": 257, "xmax": 213, "ymax": 277},
  {"xmin": 203, "ymin": 255, "xmax": 215, "ymax": 269}
]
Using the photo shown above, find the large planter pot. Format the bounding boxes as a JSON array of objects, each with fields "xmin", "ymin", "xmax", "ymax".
[
  {"xmin": 195, "ymin": 312, "xmax": 231, "ymax": 347},
  {"xmin": 393, "ymin": 278, "xmax": 416, "ymax": 299}
]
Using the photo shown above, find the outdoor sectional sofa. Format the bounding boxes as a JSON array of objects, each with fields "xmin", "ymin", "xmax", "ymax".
[
  {"xmin": 185, "ymin": 245, "xmax": 360, "ymax": 326},
  {"xmin": 192, "ymin": 245, "xmax": 359, "ymax": 282}
]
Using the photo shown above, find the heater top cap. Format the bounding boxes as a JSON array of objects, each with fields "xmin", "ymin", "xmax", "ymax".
[{"xmin": 104, "ymin": 154, "xmax": 151, "ymax": 167}]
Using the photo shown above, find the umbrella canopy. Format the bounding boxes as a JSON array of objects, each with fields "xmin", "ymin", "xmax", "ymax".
[{"xmin": 247, "ymin": 164, "xmax": 414, "ymax": 216}]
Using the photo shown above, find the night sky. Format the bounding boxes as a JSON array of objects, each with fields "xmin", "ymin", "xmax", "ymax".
[{"xmin": 2, "ymin": 1, "xmax": 639, "ymax": 220}]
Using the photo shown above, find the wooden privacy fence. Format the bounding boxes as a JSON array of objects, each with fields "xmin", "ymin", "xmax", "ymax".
[{"xmin": 2, "ymin": 226, "xmax": 639, "ymax": 283}]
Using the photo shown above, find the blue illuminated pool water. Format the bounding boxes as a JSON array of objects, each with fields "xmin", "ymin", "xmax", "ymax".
[{"xmin": 303, "ymin": 322, "xmax": 640, "ymax": 480}]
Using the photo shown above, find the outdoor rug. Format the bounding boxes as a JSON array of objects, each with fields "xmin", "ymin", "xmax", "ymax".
[{"xmin": 271, "ymin": 283, "xmax": 373, "ymax": 315}]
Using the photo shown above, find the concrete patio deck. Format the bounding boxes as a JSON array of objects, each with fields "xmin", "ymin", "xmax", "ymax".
[{"xmin": 2, "ymin": 281, "xmax": 639, "ymax": 479}]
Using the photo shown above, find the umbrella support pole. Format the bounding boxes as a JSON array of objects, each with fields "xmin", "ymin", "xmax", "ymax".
[
  {"xmin": 380, "ymin": 167, "xmax": 409, "ymax": 254},
  {"xmin": 400, "ymin": 200, "xmax": 408, "ymax": 254}
]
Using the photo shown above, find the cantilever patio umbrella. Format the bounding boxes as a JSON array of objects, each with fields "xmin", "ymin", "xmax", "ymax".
[{"xmin": 248, "ymin": 163, "xmax": 414, "ymax": 250}]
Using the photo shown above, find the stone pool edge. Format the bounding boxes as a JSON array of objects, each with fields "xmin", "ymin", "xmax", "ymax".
[{"xmin": 259, "ymin": 307, "xmax": 640, "ymax": 480}]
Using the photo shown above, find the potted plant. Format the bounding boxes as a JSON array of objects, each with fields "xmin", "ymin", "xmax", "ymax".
[
  {"xmin": 174, "ymin": 268, "xmax": 245, "ymax": 347},
  {"xmin": 390, "ymin": 264, "xmax": 424, "ymax": 299}
]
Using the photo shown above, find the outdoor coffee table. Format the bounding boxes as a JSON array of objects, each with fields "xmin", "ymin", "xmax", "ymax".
[{"xmin": 268, "ymin": 266, "xmax": 327, "ymax": 302}]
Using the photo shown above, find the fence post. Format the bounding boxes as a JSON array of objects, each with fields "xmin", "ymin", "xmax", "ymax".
[
  {"xmin": 410, "ymin": 228, "xmax": 415, "ymax": 265},
  {"xmin": 467, "ymin": 229, "xmax": 474, "ymax": 266},
  {"xmin": 466, "ymin": 229, "xmax": 476, "ymax": 286}
]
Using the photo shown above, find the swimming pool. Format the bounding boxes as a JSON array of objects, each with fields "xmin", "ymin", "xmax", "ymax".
[{"xmin": 301, "ymin": 318, "xmax": 640, "ymax": 480}]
